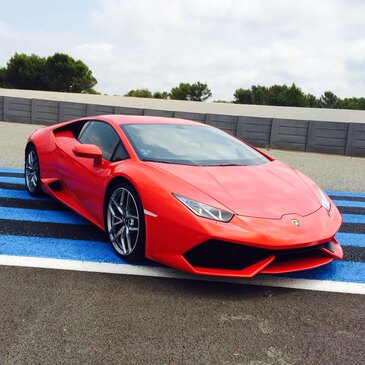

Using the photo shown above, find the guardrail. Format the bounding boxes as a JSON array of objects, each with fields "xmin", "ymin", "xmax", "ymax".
[{"xmin": 0, "ymin": 89, "xmax": 364, "ymax": 157}]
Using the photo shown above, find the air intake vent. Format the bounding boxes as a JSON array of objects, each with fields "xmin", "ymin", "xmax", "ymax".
[{"xmin": 184, "ymin": 240, "xmax": 328, "ymax": 270}]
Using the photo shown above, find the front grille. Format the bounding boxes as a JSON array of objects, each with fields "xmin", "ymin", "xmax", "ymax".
[
  {"xmin": 183, "ymin": 239, "xmax": 330, "ymax": 270},
  {"xmin": 273, "ymin": 242, "xmax": 329, "ymax": 262}
]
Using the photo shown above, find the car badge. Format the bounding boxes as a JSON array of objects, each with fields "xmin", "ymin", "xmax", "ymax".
[{"xmin": 291, "ymin": 219, "xmax": 301, "ymax": 227}]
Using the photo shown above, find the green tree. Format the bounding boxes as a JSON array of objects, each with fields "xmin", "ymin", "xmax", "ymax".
[
  {"xmin": 233, "ymin": 88, "xmax": 252, "ymax": 104},
  {"xmin": 125, "ymin": 88, "xmax": 153, "ymax": 98},
  {"xmin": 0, "ymin": 67, "xmax": 7, "ymax": 87},
  {"xmin": 320, "ymin": 91, "xmax": 339, "ymax": 109},
  {"xmin": 170, "ymin": 82, "xmax": 212, "ymax": 101},
  {"xmin": 358, "ymin": 98, "xmax": 365, "ymax": 110},
  {"xmin": 305, "ymin": 93, "xmax": 321, "ymax": 108},
  {"xmin": 153, "ymin": 91, "xmax": 169, "ymax": 99},
  {"xmin": 266, "ymin": 84, "xmax": 288, "ymax": 105},
  {"xmin": 282, "ymin": 83, "xmax": 306, "ymax": 107},
  {"xmin": 251, "ymin": 85, "xmax": 268, "ymax": 105},
  {"xmin": 0, "ymin": 52, "xmax": 97, "ymax": 93},
  {"xmin": 338, "ymin": 97, "xmax": 365, "ymax": 110},
  {"xmin": 234, "ymin": 84, "xmax": 323, "ymax": 108},
  {"xmin": 44, "ymin": 53, "xmax": 97, "ymax": 93},
  {"xmin": 234, "ymin": 85, "xmax": 268, "ymax": 105},
  {"xmin": 189, "ymin": 81, "xmax": 212, "ymax": 101},
  {"xmin": 170, "ymin": 82, "xmax": 191, "ymax": 100},
  {"xmin": 262, "ymin": 83, "xmax": 306, "ymax": 107},
  {"xmin": 3, "ymin": 53, "xmax": 47, "ymax": 90}
]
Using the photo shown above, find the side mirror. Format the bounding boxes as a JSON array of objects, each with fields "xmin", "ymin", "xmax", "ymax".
[{"xmin": 72, "ymin": 144, "xmax": 102, "ymax": 167}]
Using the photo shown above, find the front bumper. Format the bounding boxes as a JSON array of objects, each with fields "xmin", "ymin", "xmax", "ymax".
[
  {"xmin": 145, "ymin": 204, "xmax": 343, "ymax": 278},
  {"xmin": 183, "ymin": 238, "xmax": 343, "ymax": 277}
]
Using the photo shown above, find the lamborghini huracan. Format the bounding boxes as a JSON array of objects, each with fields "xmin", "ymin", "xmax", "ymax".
[{"xmin": 25, "ymin": 114, "xmax": 343, "ymax": 277}]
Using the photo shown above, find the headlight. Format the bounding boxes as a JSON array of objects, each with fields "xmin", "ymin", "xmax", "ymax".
[
  {"xmin": 173, "ymin": 194, "xmax": 234, "ymax": 222},
  {"xmin": 318, "ymin": 188, "xmax": 331, "ymax": 211}
]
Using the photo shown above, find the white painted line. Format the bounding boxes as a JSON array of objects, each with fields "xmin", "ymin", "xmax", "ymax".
[{"xmin": 1, "ymin": 254, "xmax": 365, "ymax": 295}]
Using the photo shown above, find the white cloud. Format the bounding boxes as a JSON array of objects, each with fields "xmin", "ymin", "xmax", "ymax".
[
  {"xmin": 1, "ymin": 0, "xmax": 365, "ymax": 99},
  {"xmin": 84, "ymin": 0, "xmax": 365, "ymax": 99}
]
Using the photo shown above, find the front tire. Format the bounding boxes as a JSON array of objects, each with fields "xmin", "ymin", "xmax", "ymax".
[
  {"xmin": 25, "ymin": 145, "xmax": 42, "ymax": 197},
  {"xmin": 106, "ymin": 182, "xmax": 146, "ymax": 261}
]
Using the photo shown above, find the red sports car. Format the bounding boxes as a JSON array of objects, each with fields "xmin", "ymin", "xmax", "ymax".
[{"xmin": 25, "ymin": 115, "xmax": 343, "ymax": 277}]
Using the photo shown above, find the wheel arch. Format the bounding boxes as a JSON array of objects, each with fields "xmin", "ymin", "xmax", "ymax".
[{"xmin": 25, "ymin": 140, "xmax": 36, "ymax": 153}]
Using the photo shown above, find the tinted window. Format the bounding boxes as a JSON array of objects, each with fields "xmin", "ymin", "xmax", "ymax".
[
  {"xmin": 79, "ymin": 121, "xmax": 125, "ymax": 161},
  {"xmin": 122, "ymin": 124, "xmax": 268, "ymax": 166},
  {"xmin": 111, "ymin": 143, "xmax": 129, "ymax": 162},
  {"xmin": 77, "ymin": 121, "xmax": 91, "ymax": 139}
]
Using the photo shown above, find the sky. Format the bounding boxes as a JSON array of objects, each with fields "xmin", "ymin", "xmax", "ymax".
[{"xmin": 0, "ymin": 0, "xmax": 364, "ymax": 100}]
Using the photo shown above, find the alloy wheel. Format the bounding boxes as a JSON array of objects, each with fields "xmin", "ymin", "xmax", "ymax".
[{"xmin": 107, "ymin": 187, "xmax": 140, "ymax": 256}]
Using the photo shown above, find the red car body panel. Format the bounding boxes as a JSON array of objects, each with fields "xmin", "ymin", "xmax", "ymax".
[
  {"xmin": 27, "ymin": 115, "xmax": 343, "ymax": 278},
  {"xmin": 148, "ymin": 161, "xmax": 322, "ymax": 218}
]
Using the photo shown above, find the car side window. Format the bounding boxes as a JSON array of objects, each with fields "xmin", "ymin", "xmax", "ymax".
[
  {"xmin": 111, "ymin": 142, "xmax": 129, "ymax": 162},
  {"xmin": 77, "ymin": 121, "xmax": 91, "ymax": 140},
  {"xmin": 78, "ymin": 121, "xmax": 128, "ymax": 162}
]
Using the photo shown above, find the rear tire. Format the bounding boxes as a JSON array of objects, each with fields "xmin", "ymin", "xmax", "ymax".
[
  {"xmin": 25, "ymin": 145, "xmax": 43, "ymax": 197},
  {"xmin": 106, "ymin": 182, "xmax": 146, "ymax": 261}
]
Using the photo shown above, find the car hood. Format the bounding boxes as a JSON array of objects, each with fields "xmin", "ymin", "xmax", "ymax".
[{"xmin": 149, "ymin": 160, "xmax": 321, "ymax": 219}]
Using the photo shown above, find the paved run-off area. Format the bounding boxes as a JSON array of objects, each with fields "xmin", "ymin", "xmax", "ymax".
[{"xmin": 0, "ymin": 121, "xmax": 364, "ymax": 365}]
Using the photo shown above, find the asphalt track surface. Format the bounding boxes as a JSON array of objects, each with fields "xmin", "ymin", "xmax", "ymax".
[{"xmin": 0, "ymin": 122, "xmax": 364, "ymax": 365}]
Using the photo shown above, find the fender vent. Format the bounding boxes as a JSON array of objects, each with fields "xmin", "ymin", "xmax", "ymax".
[{"xmin": 48, "ymin": 180, "xmax": 62, "ymax": 191}]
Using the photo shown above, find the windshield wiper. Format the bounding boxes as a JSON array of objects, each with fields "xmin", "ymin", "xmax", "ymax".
[
  {"xmin": 142, "ymin": 158, "xmax": 199, "ymax": 166},
  {"xmin": 212, "ymin": 163, "xmax": 243, "ymax": 166},
  {"xmin": 142, "ymin": 158, "xmax": 177, "ymax": 164}
]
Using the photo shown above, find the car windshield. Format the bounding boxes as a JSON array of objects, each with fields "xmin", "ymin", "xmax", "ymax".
[{"xmin": 121, "ymin": 123, "xmax": 269, "ymax": 166}]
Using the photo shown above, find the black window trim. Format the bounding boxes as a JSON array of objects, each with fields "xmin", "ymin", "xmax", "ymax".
[
  {"xmin": 77, "ymin": 120, "xmax": 91, "ymax": 142},
  {"xmin": 110, "ymin": 141, "xmax": 129, "ymax": 163},
  {"xmin": 78, "ymin": 119, "xmax": 130, "ymax": 163}
]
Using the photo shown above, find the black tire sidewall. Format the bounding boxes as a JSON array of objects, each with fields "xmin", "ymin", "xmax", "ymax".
[{"xmin": 25, "ymin": 145, "xmax": 43, "ymax": 197}]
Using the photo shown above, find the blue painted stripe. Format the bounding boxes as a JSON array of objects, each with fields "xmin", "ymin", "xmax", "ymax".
[
  {"xmin": 0, "ymin": 235, "xmax": 124, "ymax": 264},
  {"xmin": 336, "ymin": 233, "xmax": 365, "ymax": 248},
  {"xmin": 327, "ymin": 190, "xmax": 365, "ymax": 198},
  {"xmin": 342, "ymin": 214, "xmax": 365, "ymax": 224},
  {"xmin": 333, "ymin": 200, "xmax": 365, "ymax": 208},
  {"xmin": 0, "ymin": 207, "xmax": 89, "ymax": 225},
  {"xmin": 0, "ymin": 234, "xmax": 362, "ymax": 283},
  {"xmin": 0, "ymin": 189, "xmax": 51, "ymax": 201},
  {"xmin": 0, "ymin": 168, "xmax": 23, "ymax": 173},
  {"xmin": 282, "ymin": 260, "xmax": 365, "ymax": 284},
  {"xmin": 0, "ymin": 191, "xmax": 363, "ymax": 225},
  {"xmin": 0, "ymin": 176, "xmax": 24, "ymax": 184}
]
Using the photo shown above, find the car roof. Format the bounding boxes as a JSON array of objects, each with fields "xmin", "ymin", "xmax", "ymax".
[{"xmin": 90, "ymin": 114, "xmax": 204, "ymax": 127}]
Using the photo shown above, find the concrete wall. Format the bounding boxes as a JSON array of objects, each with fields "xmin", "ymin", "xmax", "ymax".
[
  {"xmin": 0, "ymin": 89, "xmax": 364, "ymax": 157},
  {"xmin": 307, "ymin": 121, "xmax": 348, "ymax": 155},
  {"xmin": 236, "ymin": 116, "xmax": 272, "ymax": 148},
  {"xmin": 0, "ymin": 96, "xmax": 3, "ymax": 121},
  {"xmin": 270, "ymin": 119, "xmax": 308, "ymax": 151}
]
